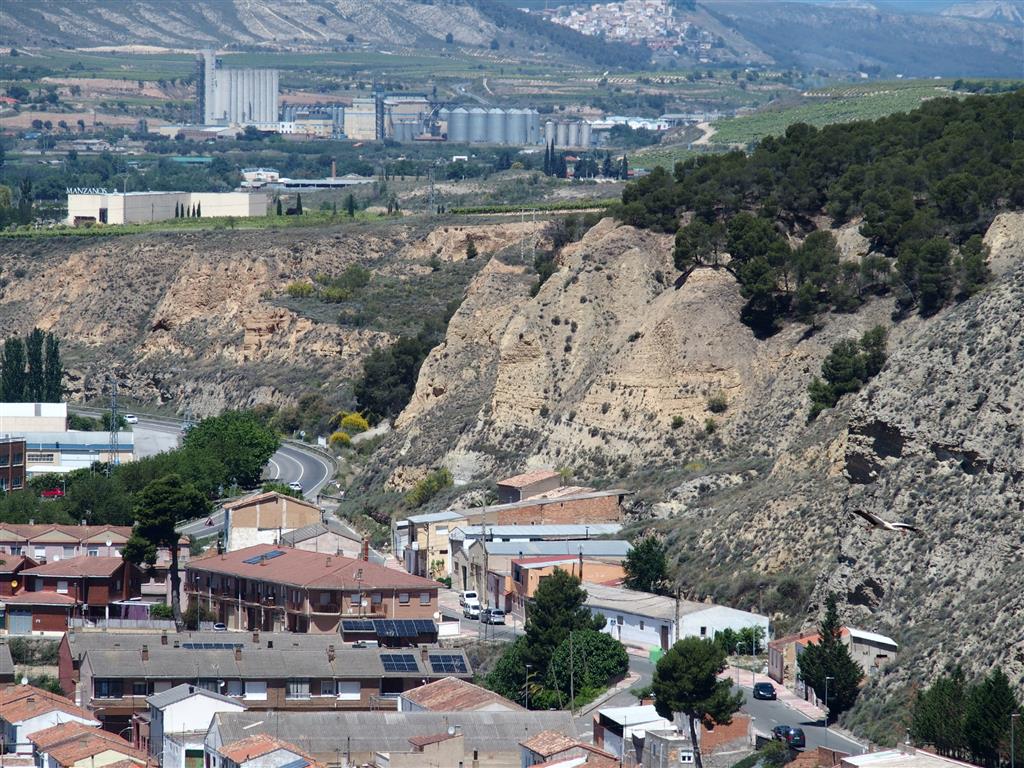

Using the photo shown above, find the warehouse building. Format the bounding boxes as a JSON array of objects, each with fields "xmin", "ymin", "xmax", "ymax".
[{"xmin": 67, "ymin": 191, "xmax": 268, "ymax": 225}]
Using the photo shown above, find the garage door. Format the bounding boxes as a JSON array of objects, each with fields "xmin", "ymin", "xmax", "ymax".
[{"xmin": 8, "ymin": 609, "xmax": 32, "ymax": 635}]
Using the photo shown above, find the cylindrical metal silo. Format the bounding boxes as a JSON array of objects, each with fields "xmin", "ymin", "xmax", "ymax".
[
  {"xmin": 556, "ymin": 121, "xmax": 569, "ymax": 147},
  {"xmin": 566, "ymin": 121, "xmax": 580, "ymax": 148},
  {"xmin": 486, "ymin": 108, "xmax": 505, "ymax": 145},
  {"xmin": 580, "ymin": 121, "xmax": 593, "ymax": 148},
  {"xmin": 448, "ymin": 107, "xmax": 469, "ymax": 143},
  {"xmin": 528, "ymin": 110, "xmax": 542, "ymax": 144},
  {"xmin": 506, "ymin": 108, "xmax": 528, "ymax": 146},
  {"xmin": 468, "ymin": 107, "xmax": 487, "ymax": 143},
  {"xmin": 544, "ymin": 120, "xmax": 555, "ymax": 146}
]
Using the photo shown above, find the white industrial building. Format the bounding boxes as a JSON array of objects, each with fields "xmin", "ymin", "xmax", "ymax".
[
  {"xmin": 200, "ymin": 50, "xmax": 278, "ymax": 127},
  {"xmin": 585, "ymin": 583, "xmax": 770, "ymax": 651},
  {"xmin": 67, "ymin": 191, "xmax": 268, "ymax": 225}
]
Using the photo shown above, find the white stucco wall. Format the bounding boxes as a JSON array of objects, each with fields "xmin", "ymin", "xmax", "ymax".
[{"xmin": 678, "ymin": 606, "xmax": 770, "ymax": 646}]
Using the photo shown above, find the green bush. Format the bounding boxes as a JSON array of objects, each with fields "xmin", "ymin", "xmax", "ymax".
[
  {"xmin": 707, "ymin": 392, "xmax": 728, "ymax": 413},
  {"xmin": 405, "ymin": 467, "xmax": 453, "ymax": 507},
  {"xmin": 286, "ymin": 281, "xmax": 314, "ymax": 298},
  {"xmin": 671, "ymin": 415, "xmax": 685, "ymax": 429},
  {"xmin": 340, "ymin": 413, "xmax": 370, "ymax": 434},
  {"xmin": 329, "ymin": 430, "xmax": 351, "ymax": 447},
  {"xmin": 149, "ymin": 603, "xmax": 173, "ymax": 619}
]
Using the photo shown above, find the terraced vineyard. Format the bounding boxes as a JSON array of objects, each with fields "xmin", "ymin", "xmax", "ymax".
[{"xmin": 709, "ymin": 80, "xmax": 955, "ymax": 147}]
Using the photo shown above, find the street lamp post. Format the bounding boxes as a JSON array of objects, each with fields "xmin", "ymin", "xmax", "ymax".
[
  {"xmin": 525, "ymin": 664, "xmax": 532, "ymax": 710},
  {"xmin": 824, "ymin": 675, "xmax": 835, "ymax": 754}
]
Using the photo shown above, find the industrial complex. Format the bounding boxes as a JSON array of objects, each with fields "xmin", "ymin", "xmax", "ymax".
[{"xmin": 66, "ymin": 191, "xmax": 268, "ymax": 225}]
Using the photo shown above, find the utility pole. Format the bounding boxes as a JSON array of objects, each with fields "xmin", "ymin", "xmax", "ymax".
[
  {"xmin": 569, "ymin": 630, "xmax": 575, "ymax": 715},
  {"xmin": 525, "ymin": 664, "xmax": 532, "ymax": 710},
  {"xmin": 824, "ymin": 675, "xmax": 834, "ymax": 755},
  {"xmin": 107, "ymin": 375, "xmax": 120, "ymax": 472}
]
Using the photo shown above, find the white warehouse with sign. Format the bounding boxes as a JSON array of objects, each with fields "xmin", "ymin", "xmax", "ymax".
[{"xmin": 67, "ymin": 191, "xmax": 269, "ymax": 226}]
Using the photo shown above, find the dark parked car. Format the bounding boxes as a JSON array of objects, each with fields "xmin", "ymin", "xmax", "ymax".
[
  {"xmin": 772, "ymin": 726, "xmax": 805, "ymax": 749},
  {"xmin": 752, "ymin": 682, "xmax": 777, "ymax": 700}
]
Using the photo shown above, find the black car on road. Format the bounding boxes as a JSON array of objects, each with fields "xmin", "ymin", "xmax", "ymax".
[
  {"xmin": 753, "ymin": 682, "xmax": 777, "ymax": 700},
  {"xmin": 772, "ymin": 726, "xmax": 806, "ymax": 749}
]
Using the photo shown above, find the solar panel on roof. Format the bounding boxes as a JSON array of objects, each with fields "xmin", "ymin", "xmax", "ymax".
[
  {"xmin": 414, "ymin": 619, "xmax": 436, "ymax": 634},
  {"xmin": 242, "ymin": 549, "xmax": 286, "ymax": 565},
  {"xmin": 341, "ymin": 619, "xmax": 374, "ymax": 632},
  {"xmin": 380, "ymin": 653, "xmax": 418, "ymax": 672},
  {"xmin": 182, "ymin": 642, "xmax": 242, "ymax": 650},
  {"xmin": 428, "ymin": 654, "xmax": 468, "ymax": 674}
]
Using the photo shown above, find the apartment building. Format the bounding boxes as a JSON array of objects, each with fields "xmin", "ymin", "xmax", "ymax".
[
  {"xmin": 186, "ymin": 544, "xmax": 439, "ymax": 633},
  {"xmin": 222, "ymin": 492, "xmax": 323, "ymax": 551}
]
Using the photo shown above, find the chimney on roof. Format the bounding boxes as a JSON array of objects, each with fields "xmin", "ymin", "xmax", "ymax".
[
  {"xmin": 253, "ymin": 631, "xmax": 260, "ymax": 644},
  {"xmin": 141, "ymin": 645, "xmax": 149, "ymax": 661},
  {"xmin": 420, "ymin": 647, "xmax": 428, "ymax": 664},
  {"xmin": 234, "ymin": 647, "xmax": 242, "ymax": 661},
  {"xmin": 326, "ymin": 556, "xmax": 332, "ymax": 567},
  {"xmin": 160, "ymin": 632, "xmax": 168, "ymax": 646},
  {"xmin": 327, "ymin": 644, "xmax": 335, "ymax": 662},
  {"xmin": 189, "ymin": 685, "xmax": 195, "ymax": 694},
  {"xmin": 259, "ymin": 554, "xmax": 267, "ymax": 566}
]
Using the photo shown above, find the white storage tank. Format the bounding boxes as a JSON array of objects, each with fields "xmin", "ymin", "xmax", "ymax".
[
  {"xmin": 448, "ymin": 107, "xmax": 469, "ymax": 143},
  {"xmin": 566, "ymin": 121, "xmax": 580, "ymax": 148},
  {"xmin": 544, "ymin": 120, "xmax": 556, "ymax": 146},
  {"xmin": 486, "ymin": 108, "xmax": 506, "ymax": 144},
  {"xmin": 468, "ymin": 107, "xmax": 487, "ymax": 143},
  {"xmin": 556, "ymin": 121, "xmax": 569, "ymax": 147},
  {"xmin": 506, "ymin": 108, "xmax": 528, "ymax": 146},
  {"xmin": 580, "ymin": 121, "xmax": 593, "ymax": 148}
]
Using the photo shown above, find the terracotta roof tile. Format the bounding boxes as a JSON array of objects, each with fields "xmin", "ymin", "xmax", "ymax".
[
  {"xmin": 3, "ymin": 592, "xmax": 79, "ymax": 606},
  {"xmin": 21, "ymin": 556, "xmax": 126, "ymax": 579},
  {"xmin": 47, "ymin": 730, "xmax": 147, "ymax": 766},
  {"xmin": 408, "ymin": 732, "xmax": 457, "ymax": 748},
  {"xmin": 0, "ymin": 685, "xmax": 99, "ymax": 724},
  {"xmin": 27, "ymin": 721, "xmax": 97, "ymax": 749},
  {"xmin": 218, "ymin": 734, "xmax": 320, "ymax": 766},
  {"xmin": 0, "ymin": 555, "xmax": 37, "ymax": 573},
  {"xmin": 188, "ymin": 544, "xmax": 438, "ymax": 591},
  {"xmin": 520, "ymin": 729, "xmax": 579, "ymax": 756},
  {"xmin": 401, "ymin": 677, "xmax": 523, "ymax": 712}
]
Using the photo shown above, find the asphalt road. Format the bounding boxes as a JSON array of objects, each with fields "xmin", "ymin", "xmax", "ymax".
[{"xmin": 740, "ymin": 687, "xmax": 864, "ymax": 756}]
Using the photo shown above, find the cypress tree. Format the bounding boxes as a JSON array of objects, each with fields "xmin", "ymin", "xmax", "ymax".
[
  {"xmin": 1, "ymin": 337, "xmax": 27, "ymax": 402},
  {"xmin": 43, "ymin": 333, "xmax": 62, "ymax": 401},
  {"xmin": 196, "ymin": 202, "xmax": 201, "ymax": 217},
  {"xmin": 276, "ymin": 198, "xmax": 283, "ymax": 216},
  {"xmin": 345, "ymin": 193, "xmax": 355, "ymax": 217},
  {"xmin": 174, "ymin": 202, "xmax": 179, "ymax": 218},
  {"xmin": 296, "ymin": 193, "xmax": 303, "ymax": 215},
  {"xmin": 620, "ymin": 154, "xmax": 629, "ymax": 180},
  {"xmin": 24, "ymin": 327, "xmax": 44, "ymax": 401}
]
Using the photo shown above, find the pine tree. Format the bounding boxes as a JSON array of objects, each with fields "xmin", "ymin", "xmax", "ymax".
[
  {"xmin": 620, "ymin": 154, "xmax": 629, "ymax": 180},
  {"xmin": 543, "ymin": 142, "xmax": 551, "ymax": 176},
  {"xmin": 345, "ymin": 193, "xmax": 356, "ymax": 217},
  {"xmin": 174, "ymin": 202, "xmax": 180, "ymax": 218},
  {"xmin": 602, "ymin": 151, "xmax": 613, "ymax": 178},
  {"xmin": 911, "ymin": 667, "xmax": 967, "ymax": 759},
  {"xmin": 276, "ymin": 198, "xmax": 283, "ymax": 216},
  {"xmin": 43, "ymin": 333, "xmax": 62, "ymax": 401},
  {"xmin": 296, "ymin": 194, "xmax": 303, "ymax": 215},
  {"xmin": 24, "ymin": 327, "xmax": 44, "ymax": 401},
  {"xmin": 964, "ymin": 668, "xmax": 1020, "ymax": 768}
]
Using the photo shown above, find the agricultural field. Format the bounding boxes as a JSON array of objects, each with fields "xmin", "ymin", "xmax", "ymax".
[{"xmin": 709, "ymin": 80, "xmax": 955, "ymax": 147}]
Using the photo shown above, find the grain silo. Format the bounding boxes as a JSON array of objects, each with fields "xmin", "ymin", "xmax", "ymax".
[
  {"xmin": 544, "ymin": 120, "xmax": 556, "ymax": 146},
  {"xmin": 486, "ymin": 108, "xmax": 506, "ymax": 145},
  {"xmin": 566, "ymin": 121, "xmax": 580, "ymax": 148},
  {"xmin": 556, "ymin": 121, "xmax": 569, "ymax": 147},
  {"xmin": 448, "ymin": 107, "xmax": 469, "ymax": 143},
  {"xmin": 527, "ymin": 110, "xmax": 541, "ymax": 144},
  {"xmin": 506, "ymin": 108, "xmax": 528, "ymax": 146},
  {"xmin": 468, "ymin": 107, "xmax": 487, "ymax": 143},
  {"xmin": 580, "ymin": 120, "xmax": 593, "ymax": 148}
]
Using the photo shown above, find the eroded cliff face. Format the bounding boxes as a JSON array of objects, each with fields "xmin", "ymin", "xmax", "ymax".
[{"xmin": 0, "ymin": 220, "xmax": 540, "ymax": 414}]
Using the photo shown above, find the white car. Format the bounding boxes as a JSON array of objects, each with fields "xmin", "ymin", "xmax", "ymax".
[
  {"xmin": 462, "ymin": 600, "xmax": 481, "ymax": 620},
  {"xmin": 459, "ymin": 591, "xmax": 478, "ymax": 607},
  {"xmin": 123, "ymin": 414, "xmax": 139, "ymax": 424},
  {"xmin": 287, "ymin": 481, "xmax": 303, "ymax": 493}
]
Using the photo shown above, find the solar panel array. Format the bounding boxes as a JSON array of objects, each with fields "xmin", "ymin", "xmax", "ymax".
[
  {"xmin": 380, "ymin": 653, "xmax": 418, "ymax": 672},
  {"xmin": 340, "ymin": 619, "xmax": 436, "ymax": 637},
  {"xmin": 242, "ymin": 549, "xmax": 286, "ymax": 565},
  {"xmin": 428, "ymin": 654, "xmax": 468, "ymax": 674},
  {"xmin": 182, "ymin": 642, "xmax": 243, "ymax": 650}
]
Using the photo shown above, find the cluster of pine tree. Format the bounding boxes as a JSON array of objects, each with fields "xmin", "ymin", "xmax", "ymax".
[
  {"xmin": 1, "ymin": 328, "xmax": 63, "ymax": 402},
  {"xmin": 617, "ymin": 91, "xmax": 1023, "ymax": 333},
  {"xmin": 173, "ymin": 201, "xmax": 201, "ymax": 218},
  {"xmin": 911, "ymin": 666, "xmax": 1022, "ymax": 768}
]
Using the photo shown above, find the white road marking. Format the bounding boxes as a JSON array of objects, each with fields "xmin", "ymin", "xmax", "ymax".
[{"xmin": 267, "ymin": 458, "xmax": 282, "ymax": 479}]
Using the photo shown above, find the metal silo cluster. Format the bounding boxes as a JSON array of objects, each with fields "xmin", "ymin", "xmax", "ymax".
[
  {"xmin": 542, "ymin": 119, "xmax": 592, "ymax": 148},
  {"xmin": 443, "ymin": 106, "xmax": 552, "ymax": 146}
]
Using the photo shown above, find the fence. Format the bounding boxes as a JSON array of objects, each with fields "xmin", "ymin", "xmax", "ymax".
[{"xmin": 69, "ymin": 618, "xmax": 176, "ymax": 630}]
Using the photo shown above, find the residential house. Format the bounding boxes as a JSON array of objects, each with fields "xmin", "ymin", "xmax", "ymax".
[
  {"xmin": 455, "ymin": 539, "xmax": 632, "ymax": 602},
  {"xmin": 380, "ymin": 732, "xmax": 467, "ymax": 768},
  {"xmin": 593, "ymin": 705, "xmax": 673, "ymax": 762},
  {"xmin": 9, "ymin": 556, "xmax": 142, "ymax": 634},
  {"xmin": 0, "ymin": 554, "xmax": 38, "ymax": 595},
  {"xmin": 222, "ymin": 492, "xmax": 323, "ymax": 552},
  {"xmin": 206, "ymin": 710, "xmax": 578, "ymax": 768},
  {"xmin": 186, "ymin": 544, "xmax": 440, "ymax": 633},
  {"xmin": 0, "ymin": 684, "xmax": 100, "ymax": 754},
  {"xmin": 642, "ymin": 730, "xmax": 694, "ymax": 768},
  {"xmin": 137, "ymin": 684, "xmax": 246, "ymax": 768},
  {"xmin": 496, "ymin": 469, "xmax": 561, "ymax": 504},
  {"xmin": 400, "ymin": 487, "xmax": 630, "ymax": 579},
  {"xmin": 520, "ymin": 730, "xmax": 620, "ymax": 768},
  {"xmin": 506, "ymin": 556, "xmax": 626, "ymax": 620},
  {"xmin": 212, "ymin": 735, "xmax": 323, "ymax": 768},
  {"xmin": 77, "ymin": 643, "xmax": 473, "ymax": 733},
  {"xmin": 398, "ymin": 677, "xmax": 523, "ymax": 713},
  {"xmin": 29, "ymin": 723, "xmax": 149, "ymax": 768},
  {"xmin": 769, "ymin": 627, "xmax": 898, "ymax": 691},
  {"xmin": 59, "ymin": 631, "xmax": 364, "ymax": 699},
  {"xmin": 279, "ymin": 518, "xmax": 376, "ymax": 561},
  {"xmin": 448, "ymin": 523, "xmax": 624, "ymax": 561},
  {"xmin": 584, "ymin": 584, "xmax": 769, "ymax": 652}
]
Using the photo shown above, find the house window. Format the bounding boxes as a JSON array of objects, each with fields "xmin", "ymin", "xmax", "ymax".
[
  {"xmin": 640, "ymin": 620, "xmax": 645, "ymax": 631},
  {"xmin": 399, "ymin": 593, "xmax": 410, "ymax": 605},
  {"xmin": 349, "ymin": 593, "xmax": 360, "ymax": 605},
  {"xmin": 0, "ymin": 454, "xmax": 8, "ymax": 467},
  {"xmin": 197, "ymin": 679, "xmax": 218, "ymax": 693},
  {"xmin": 63, "ymin": 546, "xmax": 76, "ymax": 558},
  {"xmin": 56, "ymin": 580, "xmax": 68, "ymax": 594},
  {"xmin": 700, "ymin": 626, "xmax": 707, "ymax": 637},
  {"xmin": 616, "ymin": 615, "xmax": 623, "ymax": 625},
  {"xmin": 337, "ymin": 681, "xmax": 360, "ymax": 701},
  {"xmin": 132, "ymin": 681, "xmax": 152, "ymax": 696},
  {"xmin": 244, "ymin": 681, "xmax": 267, "ymax": 701},
  {"xmin": 320, "ymin": 592, "xmax": 331, "ymax": 606},
  {"xmin": 680, "ymin": 752, "xmax": 694, "ymax": 763},
  {"xmin": 435, "ymin": 525, "xmax": 448, "ymax": 535},
  {"xmin": 371, "ymin": 593, "xmax": 382, "ymax": 605},
  {"xmin": 33, "ymin": 577, "xmax": 43, "ymax": 591},
  {"xmin": 88, "ymin": 547, "xmax": 99, "ymax": 557},
  {"xmin": 11, "ymin": 477, "xmax": 21, "ymax": 489},
  {"xmin": 419, "ymin": 592, "xmax": 431, "ymax": 606},
  {"xmin": 226, "ymin": 681, "xmax": 243, "ymax": 697},
  {"xmin": 286, "ymin": 679, "xmax": 310, "ymax": 700},
  {"xmin": 318, "ymin": 680, "xmax": 336, "ymax": 697},
  {"xmin": 33, "ymin": 549, "xmax": 45, "ymax": 561},
  {"xmin": 9, "ymin": 546, "xmax": 22, "ymax": 556},
  {"xmin": 94, "ymin": 679, "xmax": 123, "ymax": 699},
  {"xmin": 12, "ymin": 452, "xmax": 22, "ymax": 466},
  {"xmin": 27, "ymin": 452, "xmax": 54, "ymax": 463}
]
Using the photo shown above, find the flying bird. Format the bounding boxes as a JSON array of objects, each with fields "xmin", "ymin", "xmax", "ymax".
[{"xmin": 849, "ymin": 509, "xmax": 920, "ymax": 533}]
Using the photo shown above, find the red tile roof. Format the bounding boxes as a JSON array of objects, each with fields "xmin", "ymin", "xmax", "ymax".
[
  {"xmin": 21, "ymin": 556, "xmax": 125, "ymax": 579},
  {"xmin": 3, "ymin": 592, "xmax": 79, "ymax": 606},
  {"xmin": 223, "ymin": 491, "xmax": 320, "ymax": 513},
  {"xmin": 401, "ymin": 677, "xmax": 523, "ymax": 712},
  {"xmin": 0, "ymin": 685, "xmax": 98, "ymax": 724},
  {"xmin": 47, "ymin": 731, "xmax": 147, "ymax": 766},
  {"xmin": 0, "ymin": 555, "xmax": 37, "ymax": 573},
  {"xmin": 0, "ymin": 524, "xmax": 133, "ymax": 543},
  {"xmin": 27, "ymin": 721, "xmax": 97, "ymax": 749},
  {"xmin": 520, "ymin": 730, "xmax": 579, "ymax": 756},
  {"xmin": 218, "ymin": 735, "xmax": 321, "ymax": 766},
  {"xmin": 498, "ymin": 470, "xmax": 560, "ymax": 488},
  {"xmin": 511, "ymin": 555, "xmax": 577, "ymax": 566},
  {"xmin": 408, "ymin": 732, "xmax": 458, "ymax": 748},
  {"xmin": 189, "ymin": 544, "xmax": 438, "ymax": 591}
]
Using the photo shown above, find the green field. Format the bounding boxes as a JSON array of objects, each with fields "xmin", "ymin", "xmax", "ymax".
[{"xmin": 709, "ymin": 80, "xmax": 955, "ymax": 147}]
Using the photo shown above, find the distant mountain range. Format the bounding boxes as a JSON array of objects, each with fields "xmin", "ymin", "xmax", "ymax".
[{"xmin": 1, "ymin": 0, "xmax": 1020, "ymax": 79}]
